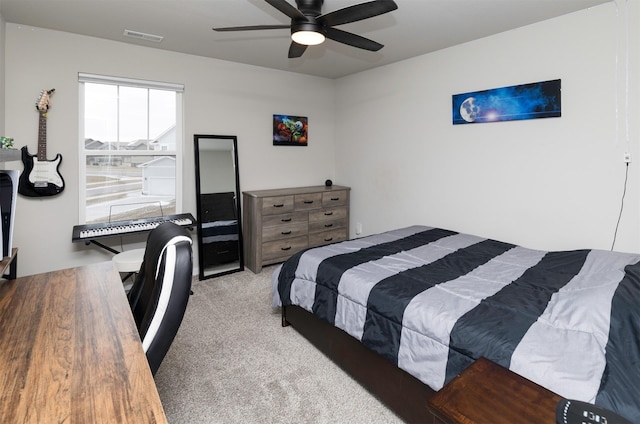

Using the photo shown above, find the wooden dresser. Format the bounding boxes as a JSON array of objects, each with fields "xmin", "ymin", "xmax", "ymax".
[{"xmin": 243, "ymin": 185, "xmax": 350, "ymax": 273}]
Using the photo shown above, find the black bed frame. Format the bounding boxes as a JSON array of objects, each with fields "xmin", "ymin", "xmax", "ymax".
[{"xmin": 282, "ymin": 305, "xmax": 436, "ymax": 423}]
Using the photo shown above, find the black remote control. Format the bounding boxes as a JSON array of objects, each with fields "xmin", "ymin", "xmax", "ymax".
[{"xmin": 556, "ymin": 399, "xmax": 632, "ymax": 424}]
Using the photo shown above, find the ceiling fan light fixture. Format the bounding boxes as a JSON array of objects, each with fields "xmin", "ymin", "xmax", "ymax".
[
  {"xmin": 291, "ymin": 30, "xmax": 325, "ymax": 45},
  {"xmin": 214, "ymin": 0, "xmax": 399, "ymax": 57}
]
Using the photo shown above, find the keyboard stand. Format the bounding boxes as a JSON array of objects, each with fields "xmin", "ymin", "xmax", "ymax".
[
  {"xmin": 72, "ymin": 213, "xmax": 196, "ymax": 256},
  {"xmin": 86, "ymin": 239, "xmax": 121, "ymax": 255}
]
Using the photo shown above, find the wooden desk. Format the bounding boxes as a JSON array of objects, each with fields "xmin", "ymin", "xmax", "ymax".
[
  {"xmin": 427, "ymin": 357, "xmax": 562, "ymax": 424},
  {"xmin": 0, "ymin": 261, "xmax": 167, "ymax": 423}
]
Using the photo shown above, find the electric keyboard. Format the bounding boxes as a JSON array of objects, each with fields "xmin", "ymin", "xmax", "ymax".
[{"xmin": 72, "ymin": 213, "xmax": 196, "ymax": 242}]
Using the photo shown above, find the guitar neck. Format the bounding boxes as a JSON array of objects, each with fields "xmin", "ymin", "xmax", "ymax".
[{"xmin": 38, "ymin": 111, "xmax": 47, "ymax": 161}]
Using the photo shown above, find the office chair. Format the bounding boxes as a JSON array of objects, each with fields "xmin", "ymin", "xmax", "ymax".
[{"xmin": 128, "ymin": 222, "xmax": 193, "ymax": 375}]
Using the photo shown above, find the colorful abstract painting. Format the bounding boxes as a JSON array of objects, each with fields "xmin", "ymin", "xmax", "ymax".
[
  {"xmin": 452, "ymin": 79, "xmax": 561, "ymax": 125},
  {"xmin": 273, "ymin": 115, "xmax": 308, "ymax": 146}
]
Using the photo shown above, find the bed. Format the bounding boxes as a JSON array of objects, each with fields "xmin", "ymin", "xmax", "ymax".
[
  {"xmin": 198, "ymin": 192, "xmax": 239, "ymax": 266},
  {"xmin": 200, "ymin": 220, "xmax": 239, "ymax": 265},
  {"xmin": 272, "ymin": 225, "xmax": 640, "ymax": 423}
]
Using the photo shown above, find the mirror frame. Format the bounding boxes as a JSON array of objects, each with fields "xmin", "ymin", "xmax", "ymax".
[{"xmin": 193, "ymin": 134, "xmax": 244, "ymax": 279}]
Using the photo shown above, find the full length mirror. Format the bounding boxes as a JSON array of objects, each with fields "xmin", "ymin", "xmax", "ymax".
[{"xmin": 194, "ymin": 134, "xmax": 243, "ymax": 279}]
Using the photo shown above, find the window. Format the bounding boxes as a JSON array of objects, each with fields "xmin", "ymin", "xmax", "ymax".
[{"xmin": 78, "ymin": 74, "xmax": 184, "ymax": 224}]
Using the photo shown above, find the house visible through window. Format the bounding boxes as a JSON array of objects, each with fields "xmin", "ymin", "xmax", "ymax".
[{"xmin": 79, "ymin": 74, "xmax": 183, "ymax": 224}]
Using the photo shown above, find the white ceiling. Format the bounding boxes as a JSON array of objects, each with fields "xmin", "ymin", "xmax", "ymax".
[{"xmin": 0, "ymin": 0, "xmax": 610, "ymax": 79}]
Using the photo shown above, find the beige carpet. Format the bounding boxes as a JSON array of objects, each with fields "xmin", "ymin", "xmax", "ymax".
[{"xmin": 154, "ymin": 265, "xmax": 404, "ymax": 424}]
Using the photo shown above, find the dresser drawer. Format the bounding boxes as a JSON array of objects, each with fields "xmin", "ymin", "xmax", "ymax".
[
  {"xmin": 309, "ymin": 217, "xmax": 346, "ymax": 234},
  {"xmin": 322, "ymin": 190, "xmax": 348, "ymax": 207},
  {"xmin": 294, "ymin": 193, "xmax": 322, "ymax": 211},
  {"xmin": 309, "ymin": 228, "xmax": 347, "ymax": 247},
  {"xmin": 309, "ymin": 207, "xmax": 348, "ymax": 223},
  {"xmin": 263, "ymin": 222, "xmax": 308, "ymax": 242},
  {"xmin": 262, "ymin": 211, "xmax": 308, "ymax": 228},
  {"xmin": 262, "ymin": 236, "xmax": 308, "ymax": 262},
  {"xmin": 262, "ymin": 195, "xmax": 294, "ymax": 215}
]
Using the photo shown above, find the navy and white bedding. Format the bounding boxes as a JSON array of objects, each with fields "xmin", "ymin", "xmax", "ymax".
[
  {"xmin": 272, "ymin": 225, "xmax": 640, "ymax": 422},
  {"xmin": 201, "ymin": 220, "xmax": 238, "ymax": 244}
]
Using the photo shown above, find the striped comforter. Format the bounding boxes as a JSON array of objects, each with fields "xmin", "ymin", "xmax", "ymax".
[{"xmin": 272, "ymin": 226, "xmax": 640, "ymax": 422}]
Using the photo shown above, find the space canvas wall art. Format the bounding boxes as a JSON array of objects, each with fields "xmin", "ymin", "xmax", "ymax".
[
  {"xmin": 452, "ymin": 79, "xmax": 561, "ymax": 125},
  {"xmin": 273, "ymin": 114, "xmax": 308, "ymax": 146}
]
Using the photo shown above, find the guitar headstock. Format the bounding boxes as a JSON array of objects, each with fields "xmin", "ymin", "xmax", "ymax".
[{"xmin": 35, "ymin": 89, "xmax": 55, "ymax": 112}]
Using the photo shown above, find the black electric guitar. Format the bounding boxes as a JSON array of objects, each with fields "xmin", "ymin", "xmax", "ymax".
[{"xmin": 18, "ymin": 89, "xmax": 65, "ymax": 197}]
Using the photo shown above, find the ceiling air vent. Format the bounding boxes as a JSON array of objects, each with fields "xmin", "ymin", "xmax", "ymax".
[{"xmin": 123, "ymin": 30, "xmax": 164, "ymax": 43}]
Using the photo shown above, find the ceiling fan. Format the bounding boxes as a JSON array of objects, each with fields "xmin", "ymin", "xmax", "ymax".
[{"xmin": 212, "ymin": 0, "xmax": 398, "ymax": 58}]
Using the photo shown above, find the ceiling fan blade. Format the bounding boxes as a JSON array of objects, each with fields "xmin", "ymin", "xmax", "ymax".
[
  {"xmin": 213, "ymin": 24, "xmax": 290, "ymax": 32},
  {"xmin": 265, "ymin": 0, "xmax": 306, "ymax": 20},
  {"xmin": 288, "ymin": 41, "xmax": 308, "ymax": 58},
  {"xmin": 319, "ymin": 0, "xmax": 397, "ymax": 27},
  {"xmin": 325, "ymin": 27, "xmax": 383, "ymax": 51}
]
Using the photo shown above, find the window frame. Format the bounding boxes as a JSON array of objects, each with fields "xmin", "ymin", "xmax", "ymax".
[{"xmin": 78, "ymin": 73, "xmax": 184, "ymax": 224}]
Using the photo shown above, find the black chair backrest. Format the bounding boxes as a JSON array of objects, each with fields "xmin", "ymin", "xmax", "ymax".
[{"xmin": 128, "ymin": 222, "xmax": 193, "ymax": 375}]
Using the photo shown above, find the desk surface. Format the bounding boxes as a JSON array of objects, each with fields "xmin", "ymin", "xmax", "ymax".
[{"xmin": 0, "ymin": 261, "xmax": 167, "ymax": 423}]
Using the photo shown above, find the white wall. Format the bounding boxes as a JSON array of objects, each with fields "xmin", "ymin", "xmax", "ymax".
[
  {"xmin": 335, "ymin": 2, "xmax": 640, "ymax": 253},
  {"xmin": 3, "ymin": 25, "xmax": 336, "ymax": 276},
  {"xmin": 199, "ymin": 149, "xmax": 235, "ymax": 193},
  {"xmin": 3, "ymin": 1, "xmax": 640, "ymax": 276}
]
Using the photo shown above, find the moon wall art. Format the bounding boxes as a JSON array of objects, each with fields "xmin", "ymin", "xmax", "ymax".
[{"xmin": 452, "ymin": 79, "xmax": 561, "ymax": 125}]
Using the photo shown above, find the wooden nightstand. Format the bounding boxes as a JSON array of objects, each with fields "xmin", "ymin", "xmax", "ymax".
[{"xmin": 427, "ymin": 357, "xmax": 562, "ymax": 424}]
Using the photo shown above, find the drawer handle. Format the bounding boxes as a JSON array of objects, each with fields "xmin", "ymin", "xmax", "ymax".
[
  {"xmin": 303, "ymin": 200, "xmax": 314, "ymax": 204},
  {"xmin": 273, "ymin": 204, "xmax": 284, "ymax": 208},
  {"xmin": 281, "ymin": 230, "xmax": 292, "ymax": 235},
  {"xmin": 324, "ymin": 237, "xmax": 333, "ymax": 242},
  {"xmin": 281, "ymin": 218, "xmax": 292, "ymax": 222},
  {"xmin": 330, "ymin": 197, "xmax": 340, "ymax": 201},
  {"xmin": 324, "ymin": 224, "xmax": 333, "ymax": 228},
  {"xmin": 324, "ymin": 212, "xmax": 333, "ymax": 216},
  {"xmin": 281, "ymin": 246, "xmax": 292, "ymax": 251}
]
